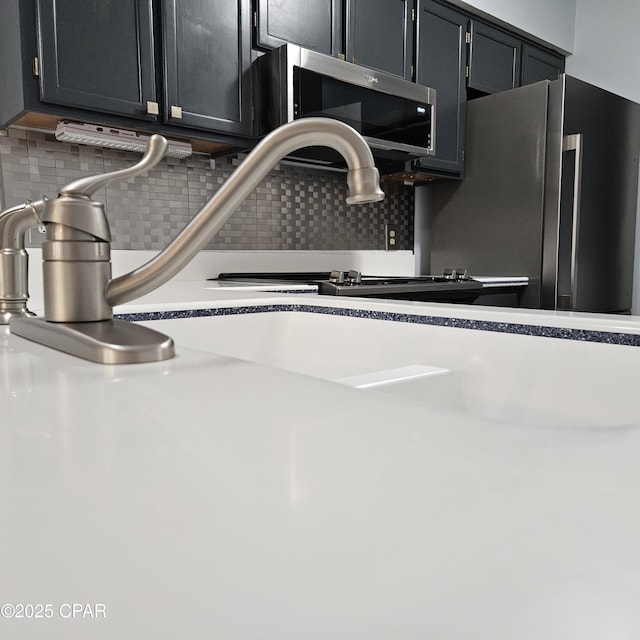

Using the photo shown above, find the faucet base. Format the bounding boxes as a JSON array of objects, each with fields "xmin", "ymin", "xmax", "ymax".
[
  {"xmin": 0, "ymin": 303, "xmax": 36, "ymax": 325},
  {"xmin": 9, "ymin": 317, "xmax": 175, "ymax": 364}
]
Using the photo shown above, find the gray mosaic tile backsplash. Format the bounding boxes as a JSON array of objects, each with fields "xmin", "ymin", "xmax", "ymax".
[{"xmin": 0, "ymin": 129, "xmax": 414, "ymax": 251}]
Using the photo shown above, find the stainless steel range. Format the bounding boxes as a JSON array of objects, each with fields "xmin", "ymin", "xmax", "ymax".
[{"xmin": 215, "ymin": 268, "xmax": 489, "ymax": 303}]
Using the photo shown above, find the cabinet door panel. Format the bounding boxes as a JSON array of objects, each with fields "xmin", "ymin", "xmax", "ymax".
[
  {"xmin": 468, "ymin": 20, "xmax": 521, "ymax": 94},
  {"xmin": 256, "ymin": 0, "xmax": 341, "ymax": 55},
  {"xmin": 414, "ymin": 0, "xmax": 466, "ymax": 175},
  {"xmin": 345, "ymin": 0, "xmax": 413, "ymax": 79},
  {"xmin": 162, "ymin": 0, "xmax": 252, "ymax": 136},
  {"xmin": 37, "ymin": 0, "xmax": 156, "ymax": 119},
  {"xmin": 521, "ymin": 43, "xmax": 564, "ymax": 86}
]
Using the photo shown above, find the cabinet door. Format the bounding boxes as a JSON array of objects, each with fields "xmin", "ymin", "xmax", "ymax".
[
  {"xmin": 414, "ymin": 0, "xmax": 467, "ymax": 176},
  {"xmin": 162, "ymin": 0, "xmax": 252, "ymax": 136},
  {"xmin": 36, "ymin": 0, "xmax": 157, "ymax": 120},
  {"xmin": 255, "ymin": 0, "xmax": 342, "ymax": 56},
  {"xmin": 467, "ymin": 20, "xmax": 521, "ymax": 95},
  {"xmin": 521, "ymin": 43, "xmax": 564, "ymax": 86},
  {"xmin": 345, "ymin": 0, "xmax": 413, "ymax": 79}
]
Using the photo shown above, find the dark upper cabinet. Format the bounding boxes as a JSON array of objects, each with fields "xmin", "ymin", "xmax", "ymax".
[
  {"xmin": 161, "ymin": 0, "xmax": 252, "ymax": 136},
  {"xmin": 414, "ymin": 0, "xmax": 467, "ymax": 176},
  {"xmin": 0, "ymin": 0, "xmax": 253, "ymax": 139},
  {"xmin": 468, "ymin": 17, "xmax": 564, "ymax": 95},
  {"xmin": 411, "ymin": 0, "xmax": 564, "ymax": 178},
  {"xmin": 37, "ymin": 0, "xmax": 157, "ymax": 121},
  {"xmin": 1, "ymin": 0, "xmax": 567, "ymax": 169},
  {"xmin": 254, "ymin": 0, "xmax": 411, "ymax": 79},
  {"xmin": 467, "ymin": 20, "xmax": 521, "ymax": 95},
  {"xmin": 521, "ymin": 42, "xmax": 565, "ymax": 86},
  {"xmin": 345, "ymin": 0, "xmax": 413, "ymax": 79},
  {"xmin": 254, "ymin": 0, "xmax": 342, "ymax": 56}
]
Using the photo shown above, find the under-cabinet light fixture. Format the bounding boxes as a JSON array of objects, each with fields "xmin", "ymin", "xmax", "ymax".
[{"xmin": 54, "ymin": 121, "xmax": 192, "ymax": 158}]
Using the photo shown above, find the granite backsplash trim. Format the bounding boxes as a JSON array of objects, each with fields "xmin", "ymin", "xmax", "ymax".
[{"xmin": 0, "ymin": 128, "xmax": 413, "ymax": 251}]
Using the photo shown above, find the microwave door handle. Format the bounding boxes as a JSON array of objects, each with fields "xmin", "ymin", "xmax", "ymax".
[
  {"xmin": 428, "ymin": 102, "xmax": 436, "ymax": 156},
  {"xmin": 558, "ymin": 133, "xmax": 583, "ymax": 310}
]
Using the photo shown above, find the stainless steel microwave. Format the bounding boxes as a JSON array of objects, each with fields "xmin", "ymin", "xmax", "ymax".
[{"xmin": 253, "ymin": 44, "xmax": 436, "ymax": 169}]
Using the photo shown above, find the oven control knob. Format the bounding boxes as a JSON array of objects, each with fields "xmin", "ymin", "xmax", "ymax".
[
  {"xmin": 346, "ymin": 270, "xmax": 362, "ymax": 284},
  {"xmin": 329, "ymin": 270, "xmax": 345, "ymax": 284}
]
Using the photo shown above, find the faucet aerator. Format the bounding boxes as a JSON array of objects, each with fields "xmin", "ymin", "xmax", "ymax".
[
  {"xmin": 346, "ymin": 192, "xmax": 386, "ymax": 205},
  {"xmin": 346, "ymin": 166, "xmax": 386, "ymax": 205}
]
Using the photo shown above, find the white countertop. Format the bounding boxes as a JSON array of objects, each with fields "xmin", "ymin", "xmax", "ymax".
[{"xmin": 2, "ymin": 282, "xmax": 640, "ymax": 639}]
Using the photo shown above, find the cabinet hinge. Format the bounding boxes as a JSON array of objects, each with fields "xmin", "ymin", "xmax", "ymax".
[
  {"xmin": 465, "ymin": 31, "xmax": 471, "ymax": 45},
  {"xmin": 465, "ymin": 65, "xmax": 469, "ymax": 79},
  {"xmin": 32, "ymin": 56, "xmax": 40, "ymax": 77},
  {"xmin": 253, "ymin": 10, "xmax": 257, "ymax": 28},
  {"xmin": 411, "ymin": 8, "xmax": 415, "ymax": 21}
]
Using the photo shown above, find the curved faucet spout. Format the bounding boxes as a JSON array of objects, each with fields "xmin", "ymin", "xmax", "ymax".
[
  {"xmin": 11, "ymin": 118, "xmax": 385, "ymax": 364},
  {"xmin": 106, "ymin": 118, "xmax": 385, "ymax": 307}
]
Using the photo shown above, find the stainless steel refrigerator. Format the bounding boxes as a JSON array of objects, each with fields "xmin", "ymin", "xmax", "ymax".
[{"xmin": 422, "ymin": 75, "xmax": 640, "ymax": 312}]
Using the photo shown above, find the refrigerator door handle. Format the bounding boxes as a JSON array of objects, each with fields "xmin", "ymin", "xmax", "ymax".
[{"xmin": 558, "ymin": 133, "xmax": 583, "ymax": 309}]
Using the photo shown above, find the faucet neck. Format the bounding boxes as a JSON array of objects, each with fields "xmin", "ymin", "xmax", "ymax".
[
  {"xmin": 0, "ymin": 199, "xmax": 47, "ymax": 324},
  {"xmin": 106, "ymin": 118, "xmax": 384, "ymax": 307}
]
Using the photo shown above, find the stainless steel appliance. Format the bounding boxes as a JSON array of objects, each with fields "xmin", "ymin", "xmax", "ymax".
[
  {"xmin": 423, "ymin": 75, "xmax": 640, "ymax": 313},
  {"xmin": 254, "ymin": 43, "xmax": 436, "ymax": 170},
  {"xmin": 215, "ymin": 269, "xmax": 490, "ymax": 303}
]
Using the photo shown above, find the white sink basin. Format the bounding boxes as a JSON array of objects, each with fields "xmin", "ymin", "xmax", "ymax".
[{"xmin": 137, "ymin": 305, "xmax": 639, "ymax": 429}]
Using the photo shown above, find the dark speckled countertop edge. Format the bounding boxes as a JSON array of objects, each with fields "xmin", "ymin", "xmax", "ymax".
[{"xmin": 116, "ymin": 303, "xmax": 640, "ymax": 348}]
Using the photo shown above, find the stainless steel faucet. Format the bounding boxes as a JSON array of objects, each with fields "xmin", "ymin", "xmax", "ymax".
[
  {"xmin": 0, "ymin": 199, "xmax": 46, "ymax": 324},
  {"xmin": 9, "ymin": 117, "xmax": 385, "ymax": 364}
]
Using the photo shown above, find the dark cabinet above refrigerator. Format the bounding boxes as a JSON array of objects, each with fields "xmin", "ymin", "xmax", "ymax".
[
  {"xmin": 467, "ymin": 20, "xmax": 521, "ymax": 95},
  {"xmin": 410, "ymin": 0, "xmax": 565, "ymax": 180}
]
